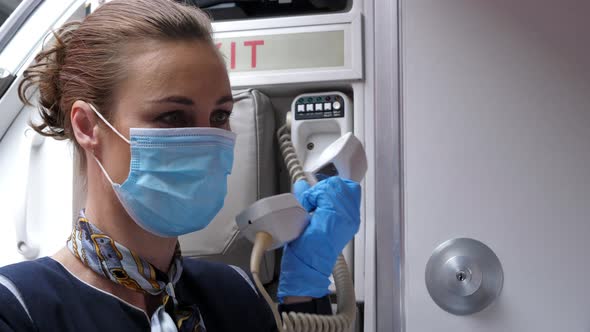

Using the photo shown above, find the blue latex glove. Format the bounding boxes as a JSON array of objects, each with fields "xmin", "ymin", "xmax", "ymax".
[{"xmin": 278, "ymin": 176, "xmax": 361, "ymax": 302}]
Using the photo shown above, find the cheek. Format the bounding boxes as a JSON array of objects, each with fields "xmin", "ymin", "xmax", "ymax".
[{"xmin": 109, "ymin": 139, "xmax": 132, "ymax": 184}]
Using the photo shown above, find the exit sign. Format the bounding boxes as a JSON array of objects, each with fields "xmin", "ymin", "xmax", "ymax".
[{"xmin": 214, "ymin": 30, "xmax": 345, "ymax": 73}]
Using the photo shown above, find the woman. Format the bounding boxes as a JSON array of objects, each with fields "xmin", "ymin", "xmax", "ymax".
[{"xmin": 0, "ymin": 0, "xmax": 361, "ymax": 331}]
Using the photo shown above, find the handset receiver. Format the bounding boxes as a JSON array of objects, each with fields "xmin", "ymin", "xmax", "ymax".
[{"xmin": 236, "ymin": 193, "xmax": 309, "ymax": 250}]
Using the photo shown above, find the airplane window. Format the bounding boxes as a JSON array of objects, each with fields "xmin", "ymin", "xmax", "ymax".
[
  {"xmin": 0, "ymin": 0, "xmax": 43, "ymax": 52},
  {"xmin": 0, "ymin": 0, "xmax": 23, "ymax": 29}
]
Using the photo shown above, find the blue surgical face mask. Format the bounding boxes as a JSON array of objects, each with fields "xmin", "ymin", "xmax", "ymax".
[{"xmin": 89, "ymin": 104, "xmax": 236, "ymax": 237}]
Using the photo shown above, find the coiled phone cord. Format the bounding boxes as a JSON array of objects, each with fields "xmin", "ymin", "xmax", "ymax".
[
  {"xmin": 277, "ymin": 123, "xmax": 307, "ymax": 184},
  {"xmin": 249, "ymin": 114, "xmax": 356, "ymax": 332}
]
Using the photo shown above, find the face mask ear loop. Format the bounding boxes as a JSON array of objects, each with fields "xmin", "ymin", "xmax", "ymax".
[
  {"xmin": 86, "ymin": 103, "xmax": 125, "ymax": 186},
  {"xmin": 92, "ymin": 154, "xmax": 117, "ymax": 186},
  {"xmin": 87, "ymin": 103, "xmax": 130, "ymax": 145}
]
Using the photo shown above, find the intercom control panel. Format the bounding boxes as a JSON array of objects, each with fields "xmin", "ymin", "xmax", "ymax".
[{"xmin": 294, "ymin": 93, "xmax": 346, "ymax": 120}]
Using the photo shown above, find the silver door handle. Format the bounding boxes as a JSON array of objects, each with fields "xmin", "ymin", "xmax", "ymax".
[{"xmin": 425, "ymin": 238, "xmax": 503, "ymax": 315}]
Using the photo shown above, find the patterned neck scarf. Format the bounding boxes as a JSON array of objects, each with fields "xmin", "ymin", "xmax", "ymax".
[{"xmin": 67, "ymin": 210, "xmax": 206, "ymax": 332}]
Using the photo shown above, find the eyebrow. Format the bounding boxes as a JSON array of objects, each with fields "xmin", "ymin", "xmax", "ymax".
[
  {"xmin": 216, "ymin": 95, "xmax": 234, "ymax": 105},
  {"xmin": 151, "ymin": 95, "xmax": 234, "ymax": 106},
  {"xmin": 152, "ymin": 96, "xmax": 194, "ymax": 106}
]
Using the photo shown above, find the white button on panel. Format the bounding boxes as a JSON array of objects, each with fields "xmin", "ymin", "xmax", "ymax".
[
  {"xmin": 297, "ymin": 104, "xmax": 305, "ymax": 112},
  {"xmin": 306, "ymin": 104, "xmax": 314, "ymax": 111},
  {"xmin": 315, "ymin": 103, "xmax": 323, "ymax": 111},
  {"xmin": 324, "ymin": 103, "xmax": 332, "ymax": 110},
  {"xmin": 333, "ymin": 101, "xmax": 342, "ymax": 110}
]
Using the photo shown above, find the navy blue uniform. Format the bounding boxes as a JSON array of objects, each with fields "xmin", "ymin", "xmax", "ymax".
[{"xmin": 0, "ymin": 257, "xmax": 330, "ymax": 331}]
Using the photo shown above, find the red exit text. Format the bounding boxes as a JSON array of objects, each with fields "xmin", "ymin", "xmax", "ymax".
[{"xmin": 216, "ymin": 40, "xmax": 265, "ymax": 69}]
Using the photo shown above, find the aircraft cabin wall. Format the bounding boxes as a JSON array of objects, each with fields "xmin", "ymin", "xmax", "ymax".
[{"xmin": 0, "ymin": 0, "xmax": 87, "ymax": 266}]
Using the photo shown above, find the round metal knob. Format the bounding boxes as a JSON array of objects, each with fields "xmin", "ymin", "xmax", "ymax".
[{"xmin": 425, "ymin": 238, "xmax": 503, "ymax": 315}]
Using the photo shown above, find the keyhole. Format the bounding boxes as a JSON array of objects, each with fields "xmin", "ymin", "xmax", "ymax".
[{"xmin": 456, "ymin": 271, "xmax": 467, "ymax": 282}]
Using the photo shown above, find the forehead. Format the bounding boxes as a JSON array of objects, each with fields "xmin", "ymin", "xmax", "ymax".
[{"xmin": 120, "ymin": 39, "xmax": 230, "ymax": 102}]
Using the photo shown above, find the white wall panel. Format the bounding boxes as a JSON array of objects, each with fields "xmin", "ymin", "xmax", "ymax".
[
  {"xmin": 0, "ymin": 107, "xmax": 73, "ymax": 267},
  {"xmin": 402, "ymin": 0, "xmax": 590, "ymax": 331}
]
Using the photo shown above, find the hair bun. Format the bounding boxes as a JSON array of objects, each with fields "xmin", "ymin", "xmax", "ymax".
[{"xmin": 19, "ymin": 21, "xmax": 81, "ymax": 139}]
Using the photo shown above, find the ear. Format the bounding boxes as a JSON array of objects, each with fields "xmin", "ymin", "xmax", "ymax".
[{"xmin": 71, "ymin": 100, "xmax": 100, "ymax": 153}]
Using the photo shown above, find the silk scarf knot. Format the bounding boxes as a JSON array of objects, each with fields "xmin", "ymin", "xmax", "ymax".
[{"xmin": 67, "ymin": 210, "xmax": 206, "ymax": 332}]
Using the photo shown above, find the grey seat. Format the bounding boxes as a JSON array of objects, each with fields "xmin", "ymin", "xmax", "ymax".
[{"xmin": 179, "ymin": 89, "xmax": 278, "ymax": 283}]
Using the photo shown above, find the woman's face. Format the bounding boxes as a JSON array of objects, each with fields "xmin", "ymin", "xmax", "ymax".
[{"xmin": 99, "ymin": 39, "xmax": 233, "ymax": 184}]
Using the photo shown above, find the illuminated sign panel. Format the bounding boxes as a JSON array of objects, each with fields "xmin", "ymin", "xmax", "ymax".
[{"xmin": 214, "ymin": 30, "xmax": 345, "ymax": 73}]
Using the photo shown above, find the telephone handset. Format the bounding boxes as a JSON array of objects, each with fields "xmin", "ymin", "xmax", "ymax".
[{"xmin": 236, "ymin": 92, "xmax": 366, "ymax": 332}]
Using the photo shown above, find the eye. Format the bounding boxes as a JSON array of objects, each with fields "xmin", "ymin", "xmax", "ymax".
[
  {"xmin": 210, "ymin": 110, "xmax": 232, "ymax": 127},
  {"xmin": 155, "ymin": 111, "xmax": 187, "ymax": 127}
]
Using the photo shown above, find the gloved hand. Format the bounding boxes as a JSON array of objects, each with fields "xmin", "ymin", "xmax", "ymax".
[{"xmin": 278, "ymin": 176, "xmax": 361, "ymax": 302}]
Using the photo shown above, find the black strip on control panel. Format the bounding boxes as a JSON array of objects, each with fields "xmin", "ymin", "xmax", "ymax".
[{"xmin": 294, "ymin": 94, "xmax": 345, "ymax": 120}]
